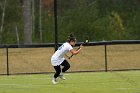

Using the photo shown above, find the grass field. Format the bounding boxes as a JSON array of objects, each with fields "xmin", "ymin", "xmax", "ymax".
[
  {"xmin": 0, "ymin": 71, "xmax": 140, "ymax": 93},
  {"xmin": 0, "ymin": 44, "xmax": 140, "ymax": 93}
]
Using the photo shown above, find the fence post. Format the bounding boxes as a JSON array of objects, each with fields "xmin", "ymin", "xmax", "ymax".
[
  {"xmin": 105, "ymin": 44, "xmax": 108, "ymax": 72},
  {"xmin": 54, "ymin": 0, "xmax": 58, "ymax": 51},
  {"xmin": 6, "ymin": 47, "xmax": 9, "ymax": 75}
]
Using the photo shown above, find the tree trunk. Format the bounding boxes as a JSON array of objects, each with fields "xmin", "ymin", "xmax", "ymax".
[
  {"xmin": 23, "ymin": 0, "xmax": 32, "ymax": 44},
  {"xmin": 39, "ymin": 0, "xmax": 43, "ymax": 43},
  {"xmin": 32, "ymin": 0, "xmax": 35, "ymax": 39},
  {"xmin": 0, "ymin": 0, "xmax": 7, "ymax": 44}
]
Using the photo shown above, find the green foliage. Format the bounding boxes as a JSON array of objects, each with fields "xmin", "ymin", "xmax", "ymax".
[
  {"xmin": 108, "ymin": 11, "xmax": 125, "ymax": 40},
  {"xmin": 0, "ymin": 0, "xmax": 23, "ymax": 44},
  {"xmin": 109, "ymin": 11, "xmax": 124, "ymax": 32},
  {"xmin": 0, "ymin": 0, "xmax": 140, "ymax": 44}
]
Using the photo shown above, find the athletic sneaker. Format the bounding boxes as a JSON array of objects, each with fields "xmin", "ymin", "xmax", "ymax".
[
  {"xmin": 52, "ymin": 78, "xmax": 58, "ymax": 84},
  {"xmin": 59, "ymin": 74, "xmax": 66, "ymax": 80}
]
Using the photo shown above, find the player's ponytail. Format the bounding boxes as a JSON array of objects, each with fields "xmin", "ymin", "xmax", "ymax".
[{"xmin": 67, "ymin": 34, "xmax": 77, "ymax": 42}]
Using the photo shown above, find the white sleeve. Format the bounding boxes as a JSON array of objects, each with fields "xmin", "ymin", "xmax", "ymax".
[{"xmin": 68, "ymin": 45, "xmax": 73, "ymax": 51}]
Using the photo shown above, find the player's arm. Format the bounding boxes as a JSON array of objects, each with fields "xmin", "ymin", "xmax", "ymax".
[{"xmin": 70, "ymin": 44, "xmax": 83, "ymax": 55}]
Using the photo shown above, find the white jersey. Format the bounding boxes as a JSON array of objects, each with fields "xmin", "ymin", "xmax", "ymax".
[{"xmin": 51, "ymin": 42, "xmax": 73, "ymax": 66}]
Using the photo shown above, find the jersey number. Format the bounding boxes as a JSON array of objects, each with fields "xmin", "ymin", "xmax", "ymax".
[{"xmin": 58, "ymin": 44, "xmax": 64, "ymax": 50}]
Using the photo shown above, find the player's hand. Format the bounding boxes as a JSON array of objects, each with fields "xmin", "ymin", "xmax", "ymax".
[{"xmin": 80, "ymin": 44, "xmax": 83, "ymax": 49}]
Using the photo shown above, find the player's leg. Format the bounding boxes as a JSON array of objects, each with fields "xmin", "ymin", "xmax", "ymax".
[
  {"xmin": 61, "ymin": 60, "xmax": 70, "ymax": 72},
  {"xmin": 60, "ymin": 60, "xmax": 70, "ymax": 80},
  {"xmin": 52, "ymin": 65, "xmax": 61, "ymax": 84}
]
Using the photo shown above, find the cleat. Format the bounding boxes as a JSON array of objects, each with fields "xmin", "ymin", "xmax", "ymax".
[
  {"xmin": 52, "ymin": 78, "xmax": 58, "ymax": 84},
  {"xmin": 59, "ymin": 74, "xmax": 66, "ymax": 80}
]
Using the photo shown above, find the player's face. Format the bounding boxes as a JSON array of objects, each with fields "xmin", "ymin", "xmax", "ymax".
[{"xmin": 70, "ymin": 41, "xmax": 76, "ymax": 46}]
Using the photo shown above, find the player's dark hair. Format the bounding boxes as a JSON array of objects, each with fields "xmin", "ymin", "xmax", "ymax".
[{"xmin": 67, "ymin": 34, "xmax": 77, "ymax": 42}]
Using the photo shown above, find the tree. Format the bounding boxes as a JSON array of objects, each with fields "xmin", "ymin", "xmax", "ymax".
[
  {"xmin": 23, "ymin": 0, "xmax": 32, "ymax": 44},
  {"xmin": 109, "ymin": 11, "xmax": 125, "ymax": 39},
  {"xmin": 0, "ymin": 0, "xmax": 7, "ymax": 44}
]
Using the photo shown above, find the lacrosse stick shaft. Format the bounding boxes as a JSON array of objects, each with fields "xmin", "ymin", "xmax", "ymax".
[{"xmin": 68, "ymin": 47, "xmax": 81, "ymax": 59}]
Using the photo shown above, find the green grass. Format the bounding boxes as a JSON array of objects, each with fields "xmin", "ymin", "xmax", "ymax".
[{"xmin": 0, "ymin": 71, "xmax": 140, "ymax": 93}]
